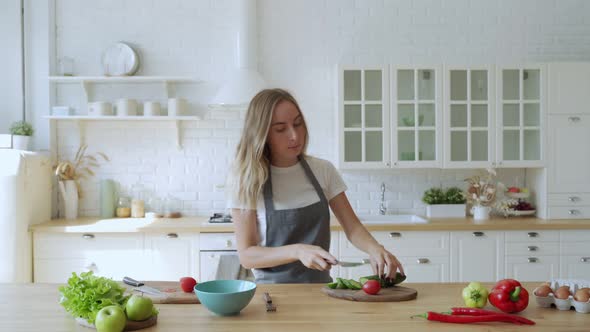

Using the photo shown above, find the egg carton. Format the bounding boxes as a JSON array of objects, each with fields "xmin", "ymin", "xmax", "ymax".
[{"xmin": 533, "ymin": 279, "xmax": 590, "ymax": 313}]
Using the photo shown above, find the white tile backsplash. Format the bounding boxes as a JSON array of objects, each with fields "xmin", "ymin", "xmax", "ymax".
[{"xmin": 47, "ymin": 0, "xmax": 590, "ymax": 217}]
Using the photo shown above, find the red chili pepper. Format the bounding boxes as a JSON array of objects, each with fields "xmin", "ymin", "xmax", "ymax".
[
  {"xmin": 412, "ymin": 311, "xmax": 531, "ymax": 325},
  {"xmin": 488, "ymin": 279, "xmax": 529, "ymax": 313},
  {"xmin": 450, "ymin": 307, "xmax": 535, "ymax": 325}
]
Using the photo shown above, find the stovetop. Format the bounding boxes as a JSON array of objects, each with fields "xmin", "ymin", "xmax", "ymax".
[{"xmin": 208, "ymin": 213, "xmax": 232, "ymax": 223}]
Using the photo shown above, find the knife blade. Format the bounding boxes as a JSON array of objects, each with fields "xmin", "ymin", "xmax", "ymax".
[
  {"xmin": 123, "ymin": 276, "xmax": 165, "ymax": 296},
  {"xmin": 331, "ymin": 259, "xmax": 368, "ymax": 268}
]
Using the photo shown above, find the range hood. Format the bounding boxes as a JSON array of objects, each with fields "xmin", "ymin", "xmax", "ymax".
[{"xmin": 210, "ymin": 0, "xmax": 266, "ymax": 107}]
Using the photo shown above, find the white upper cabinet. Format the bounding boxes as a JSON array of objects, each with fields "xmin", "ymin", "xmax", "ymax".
[
  {"xmin": 391, "ymin": 66, "xmax": 443, "ymax": 168},
  {"xmin": 338, "ymin": 66, "xmax": 390, "ymax": 169},
  {"xmin": 444, "ymin": 66, "xmax": 495, "ymax": 168},
  {"xmin": 496, "ymin": 65, "xmax": 546, "ymax": 167},
  {"xmin": 548, "ymin": 115, "xmax": 590, "ymax": 193},
  {"xmin": 549, "ymin": 63, "xmax": 590, "ymax": 114}
]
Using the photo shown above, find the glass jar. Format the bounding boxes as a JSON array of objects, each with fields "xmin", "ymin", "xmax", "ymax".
[
  {"xmin": 163, "ymin": 196, "xmax": 182, "ymax": 218},
  {"xmin": 130, "ymin": 184, "xmax": 146, "ymax": 218},
  {"xmin": 145, "ymin": 197, "xmax": 163, "ymax": 219},
  {"xmin": 116, "ymin": 196, "xmax": 131, "ymax": 218}
]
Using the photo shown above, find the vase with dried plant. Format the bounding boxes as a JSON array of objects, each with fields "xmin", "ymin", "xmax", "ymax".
[
  {"xmin": 54, "ymin": 145, "xmax": 109, "ymax": 219},
  {"xmin": 464, "ymin": 168, "xmax": 498, "ymax": 220}
]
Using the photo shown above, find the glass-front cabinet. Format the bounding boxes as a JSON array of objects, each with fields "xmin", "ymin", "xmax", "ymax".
[
  {"xmin": 338, "ymin": 66, "xmax": 390, "ymax": 169},
  {"xmin": 444, "ymin": 66, "xmax": 495, "ymax": 168},
  {"xmin": 496, "ymin": 65, "xmax": 545, "ymax": 167},
  {"xmin": 392, "ymin": 66, "xmax": 442, "ymax": 168}
]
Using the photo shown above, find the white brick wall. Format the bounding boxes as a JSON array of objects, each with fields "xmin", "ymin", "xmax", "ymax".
[{"xmin": 49, "ymin": 0, "xmax": 590, "ymax": 217}]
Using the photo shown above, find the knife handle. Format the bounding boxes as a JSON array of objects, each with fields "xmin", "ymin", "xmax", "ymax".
[{"xmin": 123, "ymin": 276, "xmax": 144, "ymax": 287}]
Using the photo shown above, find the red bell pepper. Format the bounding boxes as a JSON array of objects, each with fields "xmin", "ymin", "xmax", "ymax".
[{"xmin": 488, "ymin": 279, "xmax": 529, "ymax": 313}]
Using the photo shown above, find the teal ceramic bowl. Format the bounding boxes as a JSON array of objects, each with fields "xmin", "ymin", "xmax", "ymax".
[{"xmin": 194, "ymin": 280, "xmax": 257, "ymax": 316}]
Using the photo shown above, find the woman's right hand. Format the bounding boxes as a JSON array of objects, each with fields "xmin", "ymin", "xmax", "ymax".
[{"xmin": 296, "ymin": 244, "xmax": 337, "ymax": 271}]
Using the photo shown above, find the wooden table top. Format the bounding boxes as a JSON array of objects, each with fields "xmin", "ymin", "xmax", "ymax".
[{"xmin": 1, "ymin": 282, "xmax": 588, "ymax": 331}]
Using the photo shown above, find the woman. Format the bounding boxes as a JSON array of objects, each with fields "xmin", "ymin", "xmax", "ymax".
[{"xmin": 228, "ymin": 88, "xmax": 404, "ymax": 284}]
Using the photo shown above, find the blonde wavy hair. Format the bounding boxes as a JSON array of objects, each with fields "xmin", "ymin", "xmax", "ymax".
[{"xmin": 231, "ymin": 88, "xmax": 309, "ymax": 209}]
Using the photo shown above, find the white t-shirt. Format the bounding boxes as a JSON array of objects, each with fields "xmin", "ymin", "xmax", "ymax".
[{"xmin": 226, "ymin": 156, "xmax": 348, "ymax": 246}]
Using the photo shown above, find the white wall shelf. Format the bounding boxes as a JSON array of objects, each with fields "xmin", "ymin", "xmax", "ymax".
[
  {"xmin": 45, "ymin": 116, "xmax": 202, "ymax": 149},
  {"xmin": 48, "ymin": 76, "xmax": 203, "ymax": 83}
]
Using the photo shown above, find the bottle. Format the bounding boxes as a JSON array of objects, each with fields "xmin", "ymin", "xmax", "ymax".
[
  {"xmin": 100, "ymin": 179, "xmax": 117, "ymax": 218},
  {"xmin": 116, "ymin": 196, "xmax": 131, "ymax": 218}
]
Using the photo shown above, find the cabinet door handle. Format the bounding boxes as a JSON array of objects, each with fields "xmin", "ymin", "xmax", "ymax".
[
  {"xmin": 82, "ymin": 233, "xmax": 95, "ymax": 239},
  {"xmin": 225, "ymin": 240, "xmax": 233, "ymax": 248},
  {"xmin": 568, "ymin": 209, "xmax": 580, "ymax": 215},
  {"xmin": 568, "ymin": 116, "xmax": 581, "ymax": 123},
  {"xmin": 527, "ymin": 245, "xmax": 538, "ymax": 252},
  {"xmin": 581, "ymin": 257, "xmax": 590, "ymax": 263},
  {"xmin": 568, "ymin": 196, "xmax": 580, "ymax": 202},
  {"xmin": 389, "ymin": 232, "xmax": 401, "ymax": 238},
  {"xmin": 361, "ymin": 258, "xmax": 371, "ymax": 264},
  {"xmin": 527, "ymin": 257, "xmax": 538, "ymax": 263},
  {"xmin": 167, "ymin": 233, "xmax": 178, "ymax": 238},
  {"xmin": 527, "ymin": 232, "xmax": 538, "ymax": 238},
  {"xmin": 417, "ymin": 258, "xmax": 430, "ymax": 264},
  {"xmin": 473, "ymin": 231, "xmax": 485, "ymax": 237}
]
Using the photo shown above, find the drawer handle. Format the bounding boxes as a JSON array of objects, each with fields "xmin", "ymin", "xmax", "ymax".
[
  {"xmin": 473, "ymin": 231, "xmax": 484, "ymax": 237},
  {"xmin": 389, "ymin": 232, "xmax": 401, "ymax": 238},
  {"xmin": 568, "ymin": 209, "xmax": 580, "ymax": 215},
  {"xmin": 82, "ymin": 234, "xmax": 95, "ymax": 239},
  {"xmin": 527, "ymin": 232, "xmax": 538, "ymax": 238},
  {"xmin": 568, "ymin": 196, "xmax": 580, "ymax": 202},
  {"xmin": 226, "ymin": 240, "xmax": 233, "ymax": 248},
  {"xmin": 527, "ymin": 245, "xmax": 538, "ymax": 252},
  {"xmin": 417, "ymin": 258, "xmax": 430, "ymax": 264},
  {"xmin": 362, "ymin": 258, "xmax": 371, "ymax": 264},
  {"xmin": 528, "ymin": 257, "xmax": 538, "ymax": 263},
  {"xmin": 568, "ymin": 116, "xmax": 581, "ymax": 122},
  {"xmin": 167, "ymin": 233, "xmax": 178, "ymax": 238},
  {"xmin": 581, "ymin": 257, "xmax": 590, "ymax": 263}
]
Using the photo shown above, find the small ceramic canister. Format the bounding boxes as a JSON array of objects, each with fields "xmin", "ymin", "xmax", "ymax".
[
  {"xmin": 167, "ymin": 98, "xmax": 187, "ymax": 116},
  {"xmin": 143, "ymin": 101, "xmax": 161, "ymax": 116},
  {"xmin": 88, "ymin": 101, "xmax": 113, "ymax": 116},
  {"xmin": 116, "ymin": 99, "xmax": 138, "ymax": 116}
]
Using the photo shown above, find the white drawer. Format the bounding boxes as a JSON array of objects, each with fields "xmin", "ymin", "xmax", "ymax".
[
  {"xmin": 548, "ymin": 206, "xmax": 590, "ymax": 219},
  {"xmin": 340, "ymin": 231, "xmax": 449, "ymax": 257},
  {"xmin": 199, "ymin": 233, "xmax": 237, "ymax": 251},
  {"xmin": 560, "ymin": 230, "xmax": 590, "ymax": 242},
  {"xmin": 548, "ymin": 193, "xmax": 590, "ymax": 206},
  {"xmin": 33, "ymin": 232, "xmax": 143, "ymax": 259},
  {"xmin": 505, "ymin": 230, "xmax": 559, "ymax": 242},
  {"xmin": 561, "ymin": 242, "xmax": 590, "ymax": 256},
  {"xmin": 506, "ymin": 242, "xmax": 559, "ymax": 256}
]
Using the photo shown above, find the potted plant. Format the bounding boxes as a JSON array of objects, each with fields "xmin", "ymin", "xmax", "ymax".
[
  {"xmin": 465, "ymin": 168, "xmax": 498, "ymax": 220},
  {"xmin": 9, "ymin": 121, "xmax": 34, "ymax": 150},
  {"xmin": 422, "ymin": 187, "xmax": 467, "ymax": 218},
  {"xmin": 54, "ymin": 145, "xmax": 109, "ymax": 220}
]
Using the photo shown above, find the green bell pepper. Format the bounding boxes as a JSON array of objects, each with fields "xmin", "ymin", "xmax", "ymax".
[{"xmin": 462, "ymin": 281, "xmax": 489, "ymax": 308}]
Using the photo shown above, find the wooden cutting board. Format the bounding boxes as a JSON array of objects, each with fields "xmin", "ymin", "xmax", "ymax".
[
  {"xmin": 321, "ymin": 285, "xmax": 417, "ymax": 302},
  {"xmin": 121, "ymin": 281, "xmax": 200, "ymax": 304}
]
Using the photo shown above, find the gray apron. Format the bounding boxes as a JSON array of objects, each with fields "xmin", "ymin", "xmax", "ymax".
[{"xmin": 255, "ymin": 156, "xmax": 332, "ymax": 284}]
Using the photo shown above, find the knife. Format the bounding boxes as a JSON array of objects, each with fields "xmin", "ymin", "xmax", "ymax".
[
  {"xmin": 331, "ymin": 259, "xmax": 370, "ymax": 268},
  {"xmin": 123, "ymin": 276, "xmax": 165, "ymax": 297}
]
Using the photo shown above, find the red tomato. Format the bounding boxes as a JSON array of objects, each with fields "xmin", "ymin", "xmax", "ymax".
[
  {"xmin": 362, "ymin": 280, "xmax": 381, "ymax": 295},
  {"xmin": 179, "ymin": 277, "xmax": 197, "ymax": 293}
]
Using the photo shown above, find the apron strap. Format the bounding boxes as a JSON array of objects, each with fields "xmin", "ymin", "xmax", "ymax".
[{"xmin": 298, "ymin": 156, "xmax": 328, "ymax": 205}]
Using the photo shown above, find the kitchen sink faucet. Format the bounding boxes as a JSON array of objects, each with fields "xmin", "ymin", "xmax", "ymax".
[{"xmin": 379, "ymin": 182, "xmax": 386, "ymax": 215}]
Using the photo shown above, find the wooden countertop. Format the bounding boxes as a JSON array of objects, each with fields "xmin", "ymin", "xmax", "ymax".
[
  {"xmin": 30, "ymin": 216, "xmax": 590, "ymax": 233},
  {"xmin": 1, "ymin": 282, "xmax": 588, "ymax": 331}
]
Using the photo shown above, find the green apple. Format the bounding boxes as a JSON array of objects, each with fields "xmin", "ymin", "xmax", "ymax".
[
  {"xmin": 95, "ymin": 305, "xmax": 126, "ymax": 332},
  {"xmin": 125, "ymin": 294, "xmax": 154, "ymax": 321},
  {"xmin": 521, "ymin": 188, "xmax": 529, "ymax": 193}
]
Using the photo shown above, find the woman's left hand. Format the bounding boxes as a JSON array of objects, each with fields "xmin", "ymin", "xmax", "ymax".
[{"xmin": 367, "ymin": 244, "xmax": 405, "ymax": 279}]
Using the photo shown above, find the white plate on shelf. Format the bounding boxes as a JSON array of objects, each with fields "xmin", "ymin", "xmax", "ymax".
[
  {"xmin": 510, "ymin": 210, "xmax": 536, "ymax": 216},
  {"xmin": 102, "ymin": 42, "xmax": 140, "ymax": 76}
]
